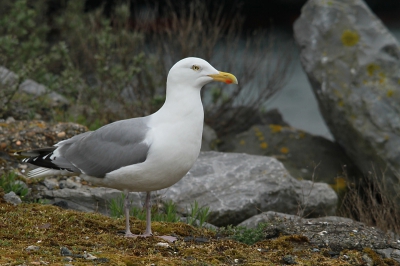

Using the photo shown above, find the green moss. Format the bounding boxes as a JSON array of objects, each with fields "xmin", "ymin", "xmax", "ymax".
[
  {"xmin": 341, "ymin": 30, "xmax": 360, "ymax": 46},
  {"xmin": 366, "ymin": 63, "xmax": 380, "ymax": 76},
  {"xmin": 0, "ymin": 202, "xmax": 380, "ymax": 265}
]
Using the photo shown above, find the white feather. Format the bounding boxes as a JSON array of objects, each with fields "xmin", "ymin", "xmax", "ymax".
[{"xmin": 27, "ymin": 167, "xmax": 74, "ymax": 179}]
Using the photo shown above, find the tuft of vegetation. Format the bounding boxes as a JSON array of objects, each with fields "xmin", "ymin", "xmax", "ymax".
[
  {"xmin": 338, "ymin": 166, "xmax": 400, "ymax": 236},
  {"xmin": 185, "ymin": 200, "xmax": 210, "ymax": 227},
  {"xmin": 109, "ymin": 194, "xmax": 211, "ymax": 227},
  {"xmin": 0, "ymin": 171, "xmax": 29, "ymax": 200},
  {"xmin": 0, "ymin": 0, "xmax": 292, "ymax": 135},
  {"xmin": 218, "ymin": 223, "xmax": 269, "ymax": 245}
]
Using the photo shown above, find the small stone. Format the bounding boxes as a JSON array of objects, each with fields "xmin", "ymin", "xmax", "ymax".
[
  {"xmin": 392, "ymin": 249, "xmax": 400, "ymax": 260},
  {"xmin": 311, "ymin": 248, "xmax": 320, "ymax": 252},
  {"xmin": 18, "ymin": 164, "xmax": 28, "ymax": 169},
  {"xmin": 26, "ymin": 245, "xmax": 40, "ymax": 251},
  {"xmin": 43, "ymin": 178, "xmax": 59, "ymax": 190},
  {"xmin": 4, "ymin": 191, "xmax": 22, "ymax": 205},
  {"xmin": 6, "ymin": 117, "xmax": 15, "ymax": 123},
  {"xmin": 83, "ymin": 251, "xmax": 97, "ymax": 260},
  {"xmin": 282, "ymin": 255, "xmax": 297, "ymax": 264},
  {"xmin": 57, "ymin": 132, "xmax": 66, "ymax": 138},
  {"xmin": 375, "ymin": 248, "xmax": 392, "ymax": 259},
  {"xmin": 59, "ymin": 179, "xmax": 81, "ymax": 189},
  {"xmin": 362, "ymin": 254, "xmax": 373, "ymax": 266},
  {"xmin": 16, "ymin": 140, "xmax": 21, "ymax": 146},
  {"xmin": 156, "ymin": 242, "xmax": 170, "ymax": 248},
  {"xmin": 63, "ymin": 257, "xmax": 73, "ymax": 262},
  {"xmin": 60, "ymin": 246, "xmax": 73, "ymax": 256}
]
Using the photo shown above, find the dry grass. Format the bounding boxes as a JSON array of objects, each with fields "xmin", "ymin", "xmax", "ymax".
[{"xmin": 338, "ymin": 166, "xmax": 400, "ymax": 237}]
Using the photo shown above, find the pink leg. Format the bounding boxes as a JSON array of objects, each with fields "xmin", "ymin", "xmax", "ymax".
[
  {"xmin": 124, "ymin": 191, "xmax": 134, "ymax": 236},
  {"xmin": 124, "ymin": 191, "xmax": 152, "ymax": 238},
  {"xmin": 124, "ymin": 191, "xmax": 177, "ymax": 242}
]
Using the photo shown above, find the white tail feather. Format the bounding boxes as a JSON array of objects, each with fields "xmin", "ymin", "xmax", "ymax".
[{"xmin": 27, "ymin": 168, "xmax": 74, "ymax": 178}]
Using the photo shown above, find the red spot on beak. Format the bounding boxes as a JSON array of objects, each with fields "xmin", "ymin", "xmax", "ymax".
[{"xmin": 225, "ymin": 80, "xmax": 232, "ymax": 84}]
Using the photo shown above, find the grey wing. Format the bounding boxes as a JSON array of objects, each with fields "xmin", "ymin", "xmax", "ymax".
[{"xmin": 57, "ymin": 117, "xmax": 150, "ymax": 178}]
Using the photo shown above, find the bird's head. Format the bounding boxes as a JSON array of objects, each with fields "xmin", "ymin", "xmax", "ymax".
[{"xmin": 167, "ymin": 57, "xmax": 238, "ymax": 89}]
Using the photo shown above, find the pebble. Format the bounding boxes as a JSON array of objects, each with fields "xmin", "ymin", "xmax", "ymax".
[
  {"xmin": 57, "ymin": 131, "xmax": 66, "ymax": 138},
  {"xmin": 83, "ymin": 251, "xmax": 97, "ymax": 260},
  {"xmin": 63, "ymin": 257, "xmax": 73, "ymax": 262},
  {"xmin": 6, "ymin": 117, "xmax": 15, "ymax": 123},
  {"xmin": 26, "ymin": 245, "xmax": 40, "ymax": 251},
  {"xmin": 60, "ymin": 246, "xmax": 73, "ymax": 256},
  {"xmin": 16, "ymin": 140, "xmax": 21, "ymax": 145},
  {"xmin": 43, "ymin": 178, "xmax": 59, "ymax": 190},
  {"xmin": 156, "ymin": 242, "xmax": 170, "ymax": 248},
  {"xmin": 0, "ymin": 142, "xmax": 6, "ymax": 149},
  {"xmin": 282, "ymin": 255, "xmax": 297, "ymax": 264}
]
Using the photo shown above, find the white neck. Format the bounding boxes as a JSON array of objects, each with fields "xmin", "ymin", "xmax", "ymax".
[{"xmin": 154, "ymin": 83, "xmax": 204, "ymax": 123}]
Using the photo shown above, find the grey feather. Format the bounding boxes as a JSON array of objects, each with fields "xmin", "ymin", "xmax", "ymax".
[{"xmin": 54, "ymin": 117, "xmax": 150, "ymax": 177}]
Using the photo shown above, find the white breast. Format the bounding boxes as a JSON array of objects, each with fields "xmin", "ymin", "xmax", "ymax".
[{"xmin": 96, "ymin": 89, "xmax": 205, "ymax": 192}]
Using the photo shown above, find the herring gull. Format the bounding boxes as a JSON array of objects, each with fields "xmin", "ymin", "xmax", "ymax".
[{"xmin": 18, "ymin": 57, "xmax": 238, "ymax": 241}]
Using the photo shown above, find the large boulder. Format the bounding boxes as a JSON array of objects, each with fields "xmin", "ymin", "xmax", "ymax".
[
  {"xmin": 294, "ymin": 0, "xmax": 400, "ymax": 196},
  {"xmin": 219, "ymin": 123, "xmax": 358, "ymax": 185},
  {"xmin": 158, "ymin": 151, "xmax": 338, "ymax": 226}
]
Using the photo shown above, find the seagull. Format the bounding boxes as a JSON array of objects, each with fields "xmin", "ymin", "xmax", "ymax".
[{"xmin": 18, "ymin": 57, "xmax": 238, "ymax": 241}]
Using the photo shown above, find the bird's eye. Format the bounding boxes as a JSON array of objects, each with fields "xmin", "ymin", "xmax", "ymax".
[{"xmin": 191, "ymin": 65, "xmax": 200, "ymax": 71}]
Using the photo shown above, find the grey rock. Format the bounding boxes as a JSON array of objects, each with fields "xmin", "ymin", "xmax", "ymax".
[
  {"xmin": 0, "ymin": 65, "xmax": 69, "ymax": 107},
  {"xmin": 362, "ymin": 254, "xmax": 373, "ymax": 266},
  {"xmin": 219, "ymin": 124, "xmax": 358, "ymax": 185},
  {"xmin": 158, "ymin": 151, "xmax": 337, "ymax": 226},
  {"xmin": 392, "ymin": 249, "xmax": 400, "ymax": 262},
  {"xmin": 308, "ymin": 216, "xmax": 355, "ymax": 224},
  {"xmin": 238, "ymin": 211, "xmax": 355, "ymax": 229},
  {"xmin": 4, "ymin": 191, "xmax": 22, "ymax": 205},
  {"xmin": 43, "ymin": 178, "xmax": 59, "ymax": 190},
  {"xmin": 38, "ymin": 186, "xmax": 141, "ymax": 215},
  {"xmin": 238, "ymin": 211, "xmax": 301, "ymax": 229},
  {"xmin": 59, "ymin": 178, "xmax": 82, "ymax": 189},
  {"xmin": 19, "ymin": 79, "xmax": 69, "ymax": 106},
  {"xmin": 238, "ymin": 210, "xmax": 400, "ymax": 261},
  {"xmin": 375, "ymin": 248, "xmax": 393, "ymax": 259},
  {"xmin": 294, "ymin": 0, "xmax": 400, "ymax": 200},
  {"xmin": 26, "ymin": 245, "xmax": 40, "ymax": 251},
  {"xmin": 5, "ymin": 116, "xmax": 15, "ymax": 123},
  {"xmin": 0, "ymin": 66, "xmax": 17, "ymax": 86}
]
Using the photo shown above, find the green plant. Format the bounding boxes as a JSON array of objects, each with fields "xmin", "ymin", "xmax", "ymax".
[
  {"xmin": 108, "ymin": 194, "xmax": 212, "ymax": 226},
  {"xmin": 185, "ymin": 200, "xmax": 210, "ymax": 227},
  {"xmin": 109, "ymin": 193, "xmax": 180, "ymax": 223},
  {"xmin": 218, "ymin": 223, "xmax": 269, "ymax": 245},
  {"xmin": 109, "ymin": 193, "xmax": 125, "ymax": 218},
  {"xmin": 0, "ymin": 0, "xmax": 292, "ymax": 136},
  {"xmin": 0, "ymin": 172, "xmax": 29, "ymax": 200}
]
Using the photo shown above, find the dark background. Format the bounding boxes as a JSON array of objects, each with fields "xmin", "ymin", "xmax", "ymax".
[{"xmin": 83, "ymin": 0, "xmax": 400, "ymax": 30}]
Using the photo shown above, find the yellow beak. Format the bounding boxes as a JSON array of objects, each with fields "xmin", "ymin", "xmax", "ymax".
[{"xmin": 208, "ymin": 71, "xmax": 238, "ymax": 84}]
